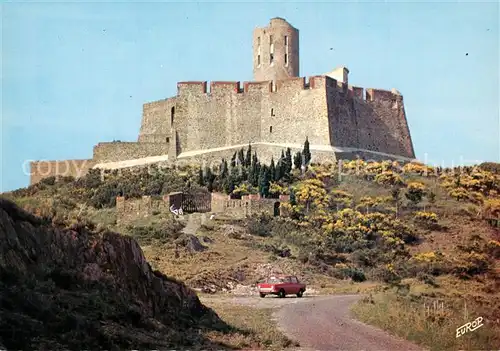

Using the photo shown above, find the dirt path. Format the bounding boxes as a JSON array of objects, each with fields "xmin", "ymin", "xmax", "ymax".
[
  {"xmin": 276, "ymin": 295, "xmax": 426, "ymax": 351},
  {"xmin": 202, "ymin": 294, "xmax": 426, "ymax": 351}
]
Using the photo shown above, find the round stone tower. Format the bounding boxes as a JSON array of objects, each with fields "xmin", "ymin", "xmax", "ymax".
[{"xmin": 253, "ymin": 17, "xmax": 299, "ymax": 82}]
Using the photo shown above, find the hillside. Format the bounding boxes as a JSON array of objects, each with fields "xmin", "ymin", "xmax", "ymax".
[
  {"xmin": 3, "ymin": 149, "xmax": 500, "ymax": 350},
  {"xmin": 0, "ymin": 198, "xmax": 294, "ymax": 350}
]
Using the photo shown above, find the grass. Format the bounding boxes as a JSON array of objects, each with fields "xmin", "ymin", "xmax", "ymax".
[
  {"xmin": 201, "ymin": 298, "xmax": 298, "ymax": 350},
  {"xmin": 350, "ymin": 285, "xmax": 500, "ymax": 351}
]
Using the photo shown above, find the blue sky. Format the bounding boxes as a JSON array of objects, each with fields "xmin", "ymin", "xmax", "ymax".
[{"xmin": 1, "ymin": 0, "xmax": 499, "ymax": 192}]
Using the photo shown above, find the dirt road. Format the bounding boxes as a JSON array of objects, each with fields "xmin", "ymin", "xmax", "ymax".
[{"xmin": 202, "ymin": 294, "xmax": 426, "ymax": 351}]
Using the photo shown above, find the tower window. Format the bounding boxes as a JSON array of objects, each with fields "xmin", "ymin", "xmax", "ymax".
[
  {"xmin": 166, "ymin": 137, "xmax": 170, "ymax": 143},
  {"xmin": 270, "ymin": 53, "xmax": 274, "ymax": 63},
  {"xmin": 257, "ymin": 36, "xmax": 260, "ymax": 46},
  {"xmin": 269, "ymin": 126, "xmax": 273, "ymax": 133},
  {"xmin": 257, "ymin": 55, "xmax": 260, "ymax": 65},
  {"xmin": 285, "ymin": 54, "xmax": 288, "ymax": 64},
  {"xmin": 271, "ymin": 108, "xmax": 275, "ymax": 116},
  {"xmin": 170, "ymin": 106, "xmax": 175, "ymax": 125},
  {"xmin": 284, "ymin": 35, "xmax": 288, "ymax": 45}
]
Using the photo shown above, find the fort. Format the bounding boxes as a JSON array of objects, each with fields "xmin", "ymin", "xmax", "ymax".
[{"xmin": 30, "ymin": 17, "xmax": 416, "ymax": 185}]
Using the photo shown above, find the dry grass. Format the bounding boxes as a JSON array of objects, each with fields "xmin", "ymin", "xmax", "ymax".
[
  {"xmin": 201, "ymin": 298, "xmax": 298, "ymax": 350},
  {"xmin": 351, "ymin": 282, "xmax": 500, "ymax": 351}
]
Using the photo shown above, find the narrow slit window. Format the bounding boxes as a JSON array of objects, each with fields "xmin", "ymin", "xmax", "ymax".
[
  {"xmin": 269, "ymin": 126, "xmax": 273, "ymax": 133},
  {"xmin": 284, "ymin": 36, "xmax": 288, "ymax": 45},
  {"xmin": 258, "ymin": 54, "xmax": 260, "ymax": 65},
  {"xmin": 271, "ymin": 108, "xmax": 275, "ymax": 116},
  {"xmin": 270, "ymin": 53, "xmax": 274, "ymax": 63},
  {"xmin": 170, "ymin": 106, "xmax": 175, "ymax": 125},
  {"xmin": 257, "ymin": 36, "xmax": 261, "ymax": 46},
  {"xmin": 285, "ymin": 54, "xmax": 288, "ymax": 64},
  {"xmin": 166, "ymin": 137, "xmax": 170, "ymax": 143}
]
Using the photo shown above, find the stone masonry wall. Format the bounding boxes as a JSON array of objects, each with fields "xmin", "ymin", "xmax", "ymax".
[
  {"xmin": 325, "ymin": 76, "xmax": 415, "ymax": 159},
  {"xmin": 93, "ymin": 142, "xmax": 169, "ymax": 163},
  {"xmin": 173, "ymin": 76, "xmax": 330, "ymax": 158},
  {"xmin": 116, "ymin": 195, "xmax": 170, "ymax": 225},
  {"xmin": 30, "ymin": 159, "xmax": 95, "ymax": 185},
  {"xmin": 138, "ymin": 97, "xmax": 176, "ymax": 143},
  {"xmin": 210, "ymin": 192, "xmax": 289, "ymax": 219}
]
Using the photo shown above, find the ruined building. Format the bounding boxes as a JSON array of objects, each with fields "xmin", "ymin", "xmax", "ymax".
[{"xmin": 30, "ymin": 17, "xmax": 415, "ymax": 185}]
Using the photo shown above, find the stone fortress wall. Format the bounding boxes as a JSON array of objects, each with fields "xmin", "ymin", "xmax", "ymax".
[
  {"xmin": 116, "ymin": 192, "xmax": 290, "ymax": 224},
  {"xmin": 29, "ymin": 17, "xmax": 416, "ymax": 186}
]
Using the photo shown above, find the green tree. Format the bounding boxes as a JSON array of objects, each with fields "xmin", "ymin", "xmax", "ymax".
[
  {"xmin": 275, "ymin": 159, "xmax": 284, "ymax": 181},
  {"xmin": 204, "ymin": 167, "xmax": 215, "ymax": 192},
  {"xmin": 258, "ymin": 165, "xmax": 271, "ymax": 197},
  {"xmin": 294, "ymin": 151, "xmax": 302, "ymax": 170},
  {"xmin": 245, "ymin": 144, "xmax": 252, "ymax": 167},
  {"xmin": 231, "ymin": 152, "xmax": 237, "ymax": 168},
  {"xmin": 238, "ymin": 148, "xmax": 245, "ymax": 166},
  {"xmin": 290, "ymin": 188, "xmax": 297, "ymax": 206},
  {"xmin": 303, "ymin": 137, "xmax": 311, "ymax": 166},
  {"xmin": 285, "ymin": 148, "xmax": 293, "ymax": 174},
  {"xmin": 198, "ymin": 168, "xmax": 205, "ymax": 186},
  {"xmin": 270, "ymin": 157, "xmax": 276, "ymax": 181},
  {"xmin": 220, "ymin": 159, "xmax": 229, "ymax": 179}
]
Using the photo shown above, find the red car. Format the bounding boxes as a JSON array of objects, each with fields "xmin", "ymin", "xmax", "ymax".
[{"xmin": 257, "ymin": 275, "xmax": 306, "ymax": 298}]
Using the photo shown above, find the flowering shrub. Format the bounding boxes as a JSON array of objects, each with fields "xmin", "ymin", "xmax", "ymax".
[
  {"xmin": 405, "ymin": 182, "xmax": 426, "ymax": 205},
  {"xmin": 414, "ymin": 211, "xmax": 438, "ymax": 225},
  {"xmin": 375, "ymin": 171, "xmax": 405, "ymax": 186},
  {"xmin": 232, "ymin": 182, "xmax": 258, "ymax": 196},
  {"xmin": 402, "ymin": 162, "xmax": 436, "ymax": 176}
]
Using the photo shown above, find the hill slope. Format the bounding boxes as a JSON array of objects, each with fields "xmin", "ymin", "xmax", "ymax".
[{"xmin": 0, "ymin": 198, "xmax": 231, "ymax": 350}]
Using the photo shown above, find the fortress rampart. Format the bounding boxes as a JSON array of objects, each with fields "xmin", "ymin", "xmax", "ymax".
[
  {"xmin": 30, "ymin": 159, "xmax": 95, "ymax": 185},
  {"xmin": 93, "ymin": 142, "xmax": 169, "ymax": 162}
]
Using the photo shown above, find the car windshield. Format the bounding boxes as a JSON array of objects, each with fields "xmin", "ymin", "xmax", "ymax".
[{"xmin": 267, "ymin": 277, "xmax": 284, "ymax": 283}]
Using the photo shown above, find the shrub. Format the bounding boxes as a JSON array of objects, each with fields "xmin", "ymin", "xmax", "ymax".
[
  {"xmin": 485, "ymin": 240, "xmax": 500, "ymax": 259},
  {"xmin": 483, "ymin": 198, "xmax": 500, "ymax": 220},
  {"xmin": 450, "ymin": 252, "xmax": 491, "ymax": 279},
  {"xmin": 414, "ymin": 211, "xmax": 438, "ymax": 228},
  {"xmin": 246, "ymin": 213, "xmax": 273, "ymax": 237},
  {"xmin": 375, "ymin": 171, "xmax": 404, "ymax": 186},
  {"xmin": 126, "ymin": 218, "xmax": 185, "ymax": 245},
  {"xmin": 370, "ymin": 264, "xmax": 402, "ymax": 285},
  {"xmin": 405, "ymin": 182, "xmax": 426, "ymax": 205}
]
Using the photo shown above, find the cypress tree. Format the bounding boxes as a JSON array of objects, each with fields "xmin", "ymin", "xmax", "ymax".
[
  {"xmin": 269, "ymin": 157, "xmax": 276, "ymax": 182},
  {"xmin": 231, "ymin": 152, "xmax": 237, "ymax": 168},
  {"xmin": 275, "ymin": 159, "xmax": 283, "ymax": 181},
  {"xmin": 238, "ymin": 148, "xmax": 245, "ymax": 166},
  {"xmin": 205, "ymin": 167, "xmax": 215, "ymax": 192},
  {"xmin": 294, "ymin": 151, "xmax": 302, "ymax": 169},
  {"xmin": 245, "ymin": 144, "xmax": 252, "ymax": 167},
  {"xmin": 285, "ymin": 148, "xmax": 292, "ymax": 173},
  {"xmin": 303, "ymin": 137, "xmax": 311, "ymax": 166},
  {"xmin": 290, "ymin": 188, "xmax": 297, "ymax": 206},
  {"xmin": 220, "ymin": 159, "xmax": 228, "ymax": 179},
  {"xmin": 258, "ymin": 165, "xmax": 270, "ymax": 198},
  {"xmin": 198, "ymin": 168, "xmax": 205, "ymax": 186}
]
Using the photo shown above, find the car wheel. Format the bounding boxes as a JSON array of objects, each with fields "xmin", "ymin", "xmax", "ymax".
[
  {"xmin": 259, "ymin": 293, "xmax": 266, "ymax": 298},
  {"xmin": 296, "ymin": 289, "xmax": 304, "ymax": 298},
  {"xmin": 278, "ymin": 289, "xmax": 286, "ymax": 298}
]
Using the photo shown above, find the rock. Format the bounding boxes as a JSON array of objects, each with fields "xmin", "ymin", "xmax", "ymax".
[
  {"xmin": 174, "ymin": 233, "xmax": 208, "ymax": 253},
  {"xmin": 0, "ymin": 198, "xmax": 225, "ymax": 350},
  {"xmin": 201, "ymin": 236, "xmax": 214, "ymax": 244}
]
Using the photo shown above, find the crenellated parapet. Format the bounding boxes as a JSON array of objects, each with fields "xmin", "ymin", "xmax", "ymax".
[
  {"xmin": 366, "ymin": 88, "xmax": 403, "ymax": 102},
  {"xmin": 175, "ymin": 76, "xmax": 329, "ymax": 97}
]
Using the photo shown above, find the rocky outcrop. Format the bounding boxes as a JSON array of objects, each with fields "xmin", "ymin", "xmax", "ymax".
[{"xmin": 0, "ymin": 198, "xmax": 227, "ymax": 350}]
